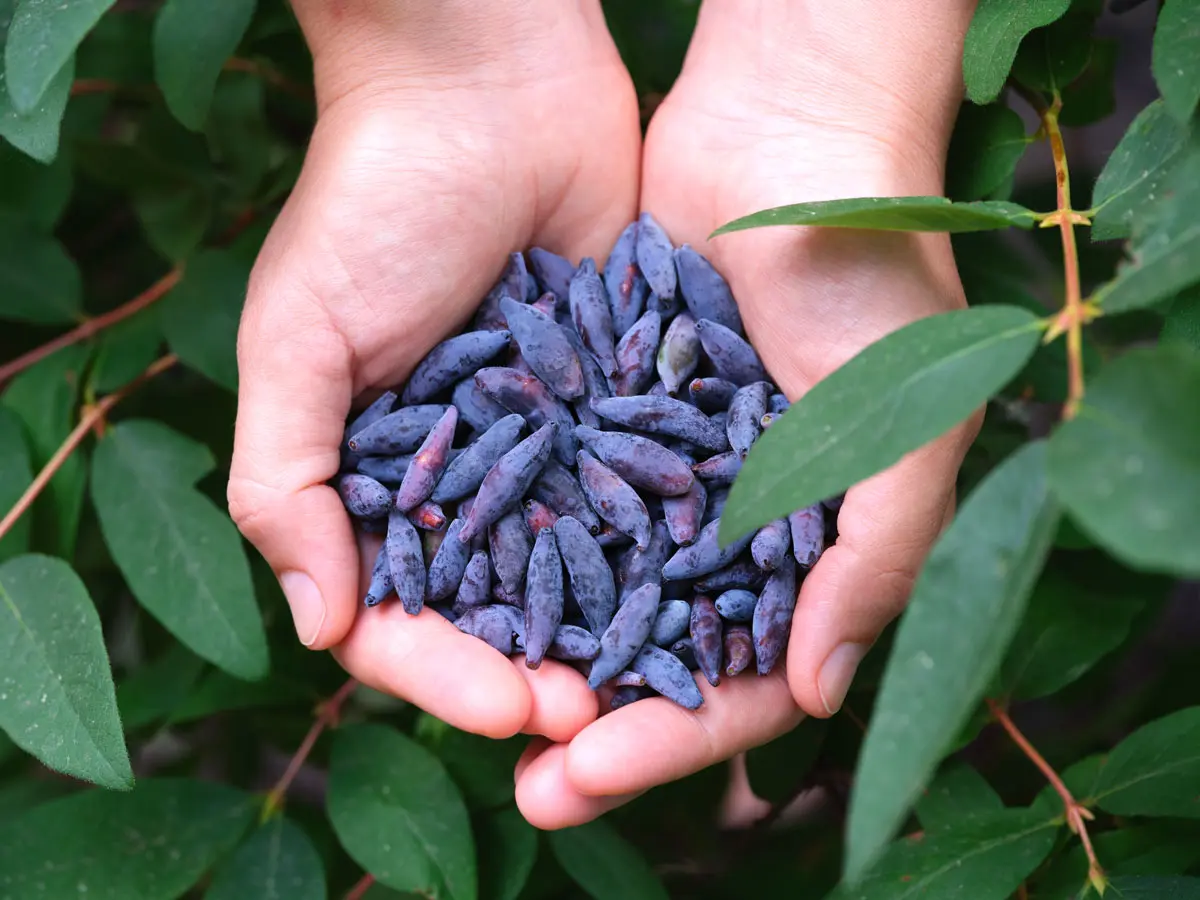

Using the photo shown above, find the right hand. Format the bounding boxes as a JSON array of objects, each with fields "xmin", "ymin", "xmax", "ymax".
[{"xmin": 227, "ymin": 0, "xmax": 641, "ymax": 741}]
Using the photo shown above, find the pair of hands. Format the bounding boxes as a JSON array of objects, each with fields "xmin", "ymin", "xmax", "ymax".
[{"xmin": 228, "ymin": 0, "xmax": 980, "ymax": 828}]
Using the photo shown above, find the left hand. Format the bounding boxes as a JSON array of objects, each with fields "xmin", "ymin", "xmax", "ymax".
[{"xmin": 513, "ymin": 0, "xmax": 982, "ymax": 828}]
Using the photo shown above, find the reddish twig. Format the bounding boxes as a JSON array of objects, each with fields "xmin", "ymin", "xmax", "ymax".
[
  {"xmin": 70, "ymin": 78, "xmax": 121, "ymax": 96},
  {"xmin": 261, "ymin": 678, "xmax": 358, "ymax": 820},
  {"xmin": 0, "ymin": 354, "xmax": 178, "ymax": 543},
  {"xmin": 0, "ymin": 267, "xmax": 182, "ymax": 388},
  {"xmin": 223, "ymin": 57, "xmax": 313, "ymax": 101},
  {"xmin": 987, "ymin": 699, "xmax": 1105, "ymax": 894},
  {"xmin": 343, "ymin": 873, "xmax": 376, "ymax": 900}
]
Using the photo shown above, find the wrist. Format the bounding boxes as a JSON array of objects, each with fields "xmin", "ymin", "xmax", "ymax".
[
  {"xmin": 682, "ymin": 0, "xmax": 976, "ymax": 171},
  {"xmin": 290, "ymin": 0, "xmax": 611, "ymax": 112}
]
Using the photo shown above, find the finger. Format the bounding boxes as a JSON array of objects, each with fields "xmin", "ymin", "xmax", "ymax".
[
  {"xmin": 563, "ymin": 670, "xmax": 803, "ymax": 797},
  {"xmin": 515, "ymin": 736, "xmax": 553, "ymax": 784},
  {"xmin": 229, "ymin": 259, "xmax": 359, "ymax": 651},
  {"xmin": 514, "ymin": 743, "xmax": 643, "ymax": 830},
  {"xmin": 786, "ymin": 419, "xmax": 978, "ymax": 718},
  {"xmin": 513, "ymin": 658, "xmax": 600, "ymax": 743}
]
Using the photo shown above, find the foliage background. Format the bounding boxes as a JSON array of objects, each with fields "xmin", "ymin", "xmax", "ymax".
[{"xmin": 0, "ymin": 0, "xmax": 1198, "ymax": 898}]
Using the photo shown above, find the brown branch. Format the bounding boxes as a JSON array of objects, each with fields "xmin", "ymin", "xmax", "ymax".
[
  {"xmin": 0, "ymin": 354, "xmax": 178, "ymax": 543},
  {"xmin": 261, "ymin": 678, "xmax": 358, "ymax": 820},
  {"xmin": 987, "ymin": 699, "xmax": 1105, "ymax": 893},
  {"xmin": 223, "ymin": 57, "xmax": 313, "ymax": 101},
  {"xmin": 343, "ymin": 873, "xmax": 376, "ymax": 900},
  {"xmin": 0, "ymin": 267, "xmax": 182, "ymax": 389}
]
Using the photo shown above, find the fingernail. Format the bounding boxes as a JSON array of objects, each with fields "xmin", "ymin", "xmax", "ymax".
[
  {"xmin": 818, "ymin": 642, "xmax": 869, "ymax": 715},
  {"xmin": 280, "ymin": 571, "xmax": 326, "ymax": 647}
]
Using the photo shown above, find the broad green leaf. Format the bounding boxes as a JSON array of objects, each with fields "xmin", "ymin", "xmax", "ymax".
[
  {"xmin": 1047, "ymin": 345, "xmax": 1200, "ymax": 577},
  {"xmin": 1091, "ymin": 100, "xmax": 1192, "ymax": 242},
  {"xmin": 0, "ymin": 778, "xmax": 254, "ymax": 897},
  {"xmin": 1096, "ymin": 151, "xmax": 1200, "ymax": 315},
  {"xmin": 844, "ymin": 441, "xmax": 1060, "ymax": 883},
  {"xmin": 1059, "ymin": 37, "xmax": 1118, "ymax": 127},
  {"xmin": 831, "ymin": 808, "xmax": 1059, "ymax": 899},
  {"xmin": 0, "ymin": 408, "xmax": 32, "ymax": 561},
  {"xmin": 995, "ymin": 567, "xmax": 1146, "ymax": 701},
  {"xmin": 1092, "ymin": 705, "xmax": 1200, "ymax": 818},
  {"xmin": 161, "ymin": 249, "xmax": 248, "ymax": 391},
  {"xmin": 946, "ymin": 103, "xmax": 1030, "ymax": 202},
  {"xmin": 91, "ymin": 420, "xmax": 269, "ymax": 680},
  {"xmin": 0, "ymin": 223, "xmax": 83, "ymax": 324},
  {"xmin": 115, "ymin": 643, "xmax": 206, "ymax": 732},
  {"xmin": 477, "ymin": 808, "xmax": 538, "ymax": 900},
  {"xmin": 1011, "ymin": 12, "xmax": 1093, "ymax": 93},
  {"xmin": 712, "ymin": 197, "xmax": 1037, "ymax": 237},
  {"xmin": 74, "ymin": 5, "xmax": 153, "ymax": 84},
  {"xmin": 547, "ymin": 818, "xmax": 669, "ymax": 900},
  {"xmin": 134, "ymin": 181, "xmax": 213, "ymax": 262},
  {"xmin": 205, "ymin": 815, "xmax": 325, "ymax": 900},
  {"xmin": 153, "ymin": 0, "xmax": 257, "ymax": 130},
  {"xmin": 4, "ymin": 0, "xmax": 116, "ymax": 112},
  {"xmin": 207, "ymin": 73, "xmax": 271, "ymax": 200},
  {"xmin": 416, "ymin": 714, "xmax": 528, "ymax": 811},
  {"xmin": 721, "ymin": 306, "xmax": 1043, "ymax": 543},
  {"xmin": 962, "ymin": 0, "xmax": 1072, "ymax": 103},
  {"xmin": 1108, "ymin": 876, "xmax": 1200, "ymax": 899},
  {"xmin": 1152, "ymin": 0, "xmax": 1200, "ymax": 122},
  {"xmin": 0, "ymin": 553, "xmax": 132, "ymax": 789},
  {"xmin": 1034, "ymin": 823, "xmax": 1200, "ymax": 899},
  {"xmin": 90, "ymin": 309, "xmax": 164, "ymax": 393},
  {"xmin": 1, "ymin": 342, "xmax": 92, "ymax": 557},
  {"xmin": 1161, "ymin": 283, "xmax": 1200, "ymax": 351},
  {"xmin": 329, "ymin": 723, "xmax": 477, "ymax": 900},
  {"xmin": 914, "ymin": 763, "xmax": 1003, "ymax": 832},
  {"xmin": 167, "ymin": 670, "xmax": 310, "ymax": 725},
  {"xmin": 0, "ymin": 140, "xmax": 71, "ymax": 228},
  {"xmin": 745, "ymin": 717, "xmax": 828, "ymax": 804},
  {"xmin": 0, "ymin": 11, "xmax": 72, "ymax": 165}
]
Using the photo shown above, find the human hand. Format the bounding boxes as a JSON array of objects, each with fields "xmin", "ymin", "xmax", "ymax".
[
  {"xmin": 513, "ymin": 0, "xmax": 982, "ymax": 827},
  {"xmin": 227, "ymin": 1, "xmax": 640, "ymax": 741}
]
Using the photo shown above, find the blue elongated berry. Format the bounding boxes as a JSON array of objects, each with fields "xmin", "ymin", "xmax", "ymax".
[{"xmin": 402, "ymin": 331, "xmax": 512, "ymax": 404}]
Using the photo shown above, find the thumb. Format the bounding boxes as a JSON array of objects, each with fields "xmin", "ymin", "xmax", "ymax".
[{"xmin": 228, "ymin": 265, "xmax": 359, "ymax": 651}]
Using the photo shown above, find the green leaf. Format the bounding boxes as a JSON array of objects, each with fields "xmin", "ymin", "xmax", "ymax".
[
  {"xmin": 1091, "ymin": 100, "xmax": 1192, "ymax": 242},
  {"xmin": 995, "ymin": 567, "xmax": 1146, "ymax": 701},
  {"xmin": 167, "ymin": 670, "xmax": 310, "ymax": 725},
  {"xmin": 721, "ymin": 306, "xmax": 1043, "ymax": 543},
  {"xmin": 1011, "ymin": 12, "xmax": 1093, "ymax": 93},
  {"xmin": 844, "ymin": 440, "xmax": 1060, "ymax": 883},
  {"xmin": 962, "ymin": 0, "xmax": 1072, "ymax": 104},
  {"xmin": 0, "ymin": 140, "xmax": 71, "ymax": 229},
  {"xmin": 1161, "ymin": 283, "xmax": 1200, "ymax": 351},
  {"xmin": 153, "ymin": 0, "xmax": 256, "ymax": 130},
  {"xmin": 0, "ymin": 222, "xmax": 82, "ymax": 324},
  {"xmin": 328, "ymin": 723, "xmax": 477, "ymax": 900},
  {"xmin": 4, "ymin": 0, "xmax": 116, "ymax": 112},
  {"xmin": 946, "ymin": 103, "xmax": 1031, "ymax": 202},
  {"xmin": 0, "ymin": 4, "xmax": 72, "ymax": 166},
  {"xmin": 477, "ymin": 808, "xmax": 538, "ymax": 900},
  {"xmin": 416, "ymin": 715, "xmax": 528, "ymax": 811},
  {"xmin": 0, "ymin": 553, "xmax": 132, "ymax": 789},
  {"xmin": 161, "ymin": 249, "xmax": 248, "ymax": 391},
  {"xmin": 205, "ymin": 815, "xmax": 325, "ymax": 900},
  {"xmin": 1152, "ymin": 0, "xmax": 1200, "ymax": 122},
  {"xmin": 712, "ymin": 196, "xmax": 1037, "ymax": 237},
  {"xmin": 1047, "ymin": 344, "xmax": 1200, "ymax": 577},
  {"xmin": 0, "ymin": 773, "xmax": 75, "ymax": 818},
  {"xmin": 831, "ymin": 808, "xmax": 1059, "ymax": 899},
  {"xmin": 1108, "ymin": 876, "xmax": 1200, "ymax": 899},
  {"xmin": 1092, "ymin": 705, "xmax": 1200, "ymax": 818},
  {"xmin": 547, "ymin": 819, "xmax": 669, "ymax": 900},
  {"xmin": 0, "ymin": 408, "xmax": 32, "ymax": 562},
  {"xmin": 1034, "ymin": 823, "xmax": 1200, "ymax": 899},
  {"xmin": 134, "ymin": 181, "xmax": 213, "ymax": 262},
  {"xmin": 1059, "ymin": 37, "xmax": 1118, "ymax": 127},
  {"xmin": 1, "ymin": 342, "xmax": 93, "ymax": 557},
  {"xmin": 207, "ymin": 72, "xmax": 270, "ymax": 199},
  {"xmin": 914, "ymin": 764, "xmax": 1004, "ymax": 832},
  {"xmin": 115, "ymin": 643, "xmax": 206, "ymax": 732},
  {"xmin": 744, "ymin": 717, "xmax": 828, "ymax": 804},
  {"xmin": 91, "ymin": 420, "xmax": 269, "ymax": 680},
  {"xmin": 1095, "ymin": 151, "xmax": 1200, "ymax": 315},
  {"xmin": 0, "ymin": 777, "xmax": 254, "ymax": 897},
  {"xmin": 90, "ymin": 309, "xmax": 164, "ymax": 393}
]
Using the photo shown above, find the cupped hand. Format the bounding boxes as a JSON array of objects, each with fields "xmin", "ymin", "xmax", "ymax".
[
  {"xmin": 514, "ymin": 0, "xmax": 981, "ymax": 827},
  {"xmin": 228, "ymin": 2, "xmax": 640, "ymax": 741}
]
